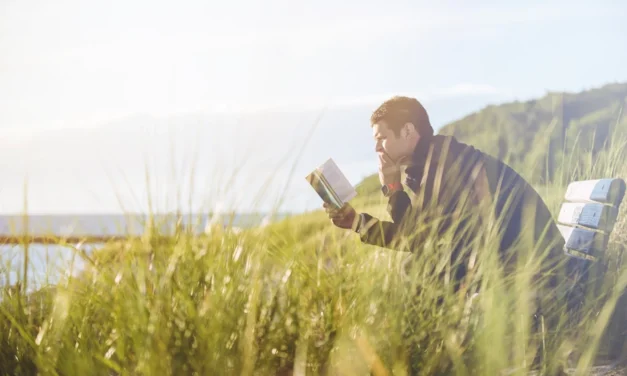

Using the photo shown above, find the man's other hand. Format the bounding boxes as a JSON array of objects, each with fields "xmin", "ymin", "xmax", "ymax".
[
  {"xmin": 323, "ymin": 202, "xmax": 358, "ymax": 230},
  {"xmin": 378, "ymin": 152, "xmax": 401, "ymax": 186}
]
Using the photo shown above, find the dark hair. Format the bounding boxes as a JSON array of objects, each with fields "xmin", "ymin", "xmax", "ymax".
[{"xmin": 370, "ymin": 96, "xmax": 433, "ymax": 137}]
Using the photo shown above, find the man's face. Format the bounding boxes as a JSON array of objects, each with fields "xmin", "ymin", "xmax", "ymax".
[{"xmin": 372, "ymin": 120, "xmax": 415, "ymax": 164}]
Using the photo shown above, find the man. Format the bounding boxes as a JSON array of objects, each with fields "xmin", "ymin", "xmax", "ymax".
[
  {"xmin": 324, "ymin": 96, "xmax": 579, "ymax": 371},
  {"xmin": 326, "ymin": 96, "xmax": 569, "ymax": 280},
  {"xmin": 324, "ymin": 96, "xmax": 576, "ymax": 332}
]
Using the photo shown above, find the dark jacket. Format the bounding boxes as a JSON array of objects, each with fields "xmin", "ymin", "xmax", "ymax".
[{"xmin": 357, "ymin": 134, "xmax": 567, "ymax": 287}]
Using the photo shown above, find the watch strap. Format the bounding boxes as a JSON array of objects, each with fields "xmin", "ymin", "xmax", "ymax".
[{"xmin": 382, "ymin": 182, "xmax": 403, "ymax": 197}]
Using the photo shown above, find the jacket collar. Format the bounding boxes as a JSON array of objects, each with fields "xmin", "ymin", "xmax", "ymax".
[{"xmin": 404, "ymin": 133, "xmax": 435, "ymax": 192}]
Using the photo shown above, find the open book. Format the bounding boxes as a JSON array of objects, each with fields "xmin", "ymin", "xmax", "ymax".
[{"xmin": 306, "ymin": 158, "xmax": 357, "ymax": 209}]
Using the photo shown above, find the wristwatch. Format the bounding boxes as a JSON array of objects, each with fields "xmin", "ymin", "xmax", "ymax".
[{"xmin": 381, "ymin": 182, "xmax": 403, "ymax": 197}]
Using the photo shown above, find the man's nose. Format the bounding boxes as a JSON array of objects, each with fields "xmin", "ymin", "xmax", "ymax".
[{"xmin": 375, "ymin": 142, "xmax": 383, "ymax": 153}]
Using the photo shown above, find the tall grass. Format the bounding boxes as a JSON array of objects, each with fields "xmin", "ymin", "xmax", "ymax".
[{"xmin": 1, "ymin": 121, "xmax": 627, "ymax": 376}]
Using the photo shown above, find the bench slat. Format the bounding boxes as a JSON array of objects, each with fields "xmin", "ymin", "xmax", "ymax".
[
  {"xmin": 557, "ymin": 202, "xmax": 618, "ymax": 231},
  {"xmin": 557, "ymin": 224, "xmax": 608, "ymax": 256},
  {"xmin": 564, "ymin": 178, "xmax": 626, "ymax": 206}
]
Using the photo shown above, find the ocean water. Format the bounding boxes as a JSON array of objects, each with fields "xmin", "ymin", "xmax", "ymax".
[
  {"xmin": 1, "ymin": 243, "xmax": 95, "ymax": 291},
  {"xmin": 0, "ymin": 213, "xmax": 285, "ymax": 292}
]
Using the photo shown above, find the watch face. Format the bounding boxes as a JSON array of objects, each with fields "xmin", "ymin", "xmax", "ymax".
[{"xmin": 382, "ymin": 183, "xmax": 403, "ymax": 197}]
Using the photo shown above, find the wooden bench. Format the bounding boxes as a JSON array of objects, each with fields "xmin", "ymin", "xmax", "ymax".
[
  {"xmin": 557, "ymin": 178, "xmax": 626, "ymax": 261},
  {"xmin": 555, "ymin": 178, "xmax": 627, "ymax": 367}
]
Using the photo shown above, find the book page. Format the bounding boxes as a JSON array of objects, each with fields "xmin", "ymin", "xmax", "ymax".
[
  {"xmin": 305, "ymin": 169, "xmax": 343, "ymax": 208},
  {"xmin": 319, "ymin": 158, "xmax": 357, "ymax": 204}
]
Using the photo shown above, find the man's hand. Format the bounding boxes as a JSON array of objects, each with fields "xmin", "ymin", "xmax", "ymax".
[
  {"xmin": 378, "ymin": 152, "xmax": 401, "ymax": 186},
  {"xmin": 323, "ymin": 202, "xmax": 359, "ymax": 230},
  {"xmin": 378, "ymin": 153, "xmax": 403, "ymax": 198}
]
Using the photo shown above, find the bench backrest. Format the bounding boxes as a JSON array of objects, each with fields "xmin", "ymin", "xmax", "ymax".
[{"xmin": 557, "ymin": 178, "xmax": 626, "ymax": 261}]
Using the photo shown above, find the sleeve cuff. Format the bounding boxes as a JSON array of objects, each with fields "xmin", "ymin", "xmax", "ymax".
[{"xmin": 351, "ymin": 213, "xmax": 364, "ymax": 233}]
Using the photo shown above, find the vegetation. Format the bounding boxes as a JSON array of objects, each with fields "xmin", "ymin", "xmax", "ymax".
[
  {"xmin": 439, "ymin": 82, "xmax": 627, "ymax": 185},
  {"xmin": 1, "ymin": 82, "xmax": 627, "ymax": 375}
]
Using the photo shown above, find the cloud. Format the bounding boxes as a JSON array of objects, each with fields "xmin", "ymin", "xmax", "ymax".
[
  {"xmin": 328, "ymin": 83, "xmax": 511, "ymax": 108},
  {"xmin": 221, "ymin": 83, "xmax": 510, "ymax": 113},
  {"xmin": 431, "ymin": 83, "xmax": 509, "ymax": 98},
  {"xmin": 195, "ymin": 3, "xmax": 617, "ymax": 53},
  {"xmin": 3, "ymin": 1, "xmax": 615, "ymax": 131}
]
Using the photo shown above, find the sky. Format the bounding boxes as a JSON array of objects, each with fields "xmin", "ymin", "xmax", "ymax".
[{"xmin": 0, "ymin": 0, "xmax": 626, "ymax": 214}]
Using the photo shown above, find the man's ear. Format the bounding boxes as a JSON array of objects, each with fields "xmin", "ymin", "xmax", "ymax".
[{"xmin": 402, "ymin": 122, "xmax": 413, "ymax": 139}]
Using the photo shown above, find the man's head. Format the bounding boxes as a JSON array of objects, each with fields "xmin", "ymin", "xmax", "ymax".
[{"xmin": 370, "ymin": 96, "xmax": 433, "ymax": 164}]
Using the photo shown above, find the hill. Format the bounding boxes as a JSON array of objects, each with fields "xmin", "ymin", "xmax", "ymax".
[{"xmin": 438, "ymin": 82, "xmax": 627, "ymax": 184}]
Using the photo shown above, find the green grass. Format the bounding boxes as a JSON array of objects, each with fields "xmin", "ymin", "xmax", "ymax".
[{"xmin": 1, "ymin": 128, "xmax": 627, "ymax": 375}]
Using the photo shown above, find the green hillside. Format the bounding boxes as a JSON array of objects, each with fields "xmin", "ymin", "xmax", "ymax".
[{"xmin": 439, "ymin": 82, "xmax": 627, "ymax": 184}]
